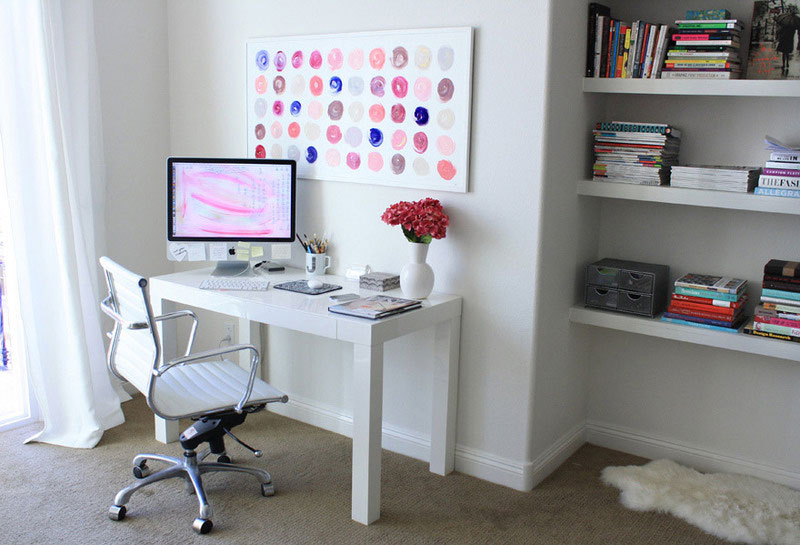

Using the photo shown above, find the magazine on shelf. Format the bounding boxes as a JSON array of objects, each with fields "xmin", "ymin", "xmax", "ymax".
[
  {"xmin": 674, "ymin": 273, "xmax": 747, "ymax": 294},
  {"xmin": 328, "ymin": 295, "xmax": 422, "ymax": 319}
]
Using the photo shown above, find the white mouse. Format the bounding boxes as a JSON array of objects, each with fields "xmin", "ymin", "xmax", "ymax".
[{"xmin": 307, "ymin": 278, "xmax": 324, "ymax": 289}]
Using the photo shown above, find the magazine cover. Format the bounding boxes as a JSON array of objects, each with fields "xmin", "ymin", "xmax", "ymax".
[
  {"xmin": 328, "ymin": 295, "xmax": 421, "ymax": 319},
  {"xmin": 747, "ymin": 0, "xmax": 800, "ymax": 79}
]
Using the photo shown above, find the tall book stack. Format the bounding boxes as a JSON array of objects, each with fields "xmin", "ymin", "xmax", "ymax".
[
  {"xmin": 592, "ymin": 121, "xmax": 681, "ymax": 185},
  {"xmin": 662, "ymin": 16, "xmax": 743, "ymax": 79},
  {"xmin": 662, "ymin": 273, "xmax": 748, "ymax": 332},
  {"xmin": 585, "ymin": 3, "xmax": 671, "ymax": 79},
  {"xmin": 670, "ymin": 165, "xmax": 761, "ymax": 192},
  {"xmin": 743, "ymin": 260, "xmax": 800, "ymax": 343},
  {"xmin": 753, "ymin": 147, "xmax": 800, "ymax": 199}
]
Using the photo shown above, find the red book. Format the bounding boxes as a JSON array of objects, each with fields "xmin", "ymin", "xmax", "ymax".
[
  {"xmin": 754, "ymin": 315, "xmax": 800, "ymax": 329},
  {"xmin": 606, "ymin": 20, "xmax": 616, "ymax": 77},
  {"xmin": 669, "ymin": 301, "xmax": 737, "ymax": 317},
  {"xmin": 671, "ymin": 293, "xmax": 746, "ymax": 309}
]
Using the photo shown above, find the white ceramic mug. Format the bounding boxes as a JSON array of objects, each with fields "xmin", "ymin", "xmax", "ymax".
[{"xmin": 305, "ymin": 253, "xmax": 331, "ymax": 276}]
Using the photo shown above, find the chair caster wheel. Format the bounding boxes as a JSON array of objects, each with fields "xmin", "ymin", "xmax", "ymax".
[
  {"xmin": 193, "ymin": 517, "xmax": 213, "ymax": 534},
  {"xmin": 261, "ymin": 483, "xmax": 275, "ymax": 497},
  {"xmin": 109, "ymin": 505, "xmax": 127, "ymax": 521},
  {"xmin": 217, "ymin": 455, "xmax": 231, "ymax": 464},
  {"xmin": 133, "ymin": 462, "xmax": 150, "ymax": 479}
]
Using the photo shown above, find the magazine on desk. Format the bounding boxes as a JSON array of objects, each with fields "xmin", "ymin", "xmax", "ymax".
[{"xmin": 328, "ymin": 295, "xmax": 422, "ymax": 319}]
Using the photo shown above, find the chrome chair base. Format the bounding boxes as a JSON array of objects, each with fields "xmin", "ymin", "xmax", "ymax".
[{"xmin": 108, "ymin": 449, "xmax": 274, "ymax": 534}]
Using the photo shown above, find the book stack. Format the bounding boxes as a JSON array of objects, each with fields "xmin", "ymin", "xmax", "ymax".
[
  {"xmin": 592, "ymin": 121, "xmax": 681, "ymax": 185},
  {"xmin": 662, "ymin": 273, "xmax": 748, "ymax": 332},
  {"xmin": 586, "ymin": 3, "xmax": 671, "ymax": 79},
  {"xmin": 670, "ymin": 165, "xmax": 761, "ymax": 192},
  {"xmin": 743, "ymin": 260, "xmax": 800, "ymax": 343},
  {"xmin": 753, "ymin": 139, "xmax": 800, "ymax": 199},
  {"xmin": 662, "ymin": 15, "xmax": 743, "ymax": 79}
]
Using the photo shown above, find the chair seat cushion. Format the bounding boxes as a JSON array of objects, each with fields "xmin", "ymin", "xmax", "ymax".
[{"xmin": 151, "ymin": 359, "xmax": 286, "ymax": 419}]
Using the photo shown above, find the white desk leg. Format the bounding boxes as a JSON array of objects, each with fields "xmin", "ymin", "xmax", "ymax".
[
  {"xmin": 237, "ymin": 318, "xmax": 261, "ymax": 371},
  {"xmin": 351, "ymin": 343, "xmax": 384, "ymax": 525},
  {"xmin": 430, "ymin": 316, "xmax": 461, "ymax": 475},
  {"xmin": 151, "ymin": 294, "xmax": 180, "ymax": 444}
]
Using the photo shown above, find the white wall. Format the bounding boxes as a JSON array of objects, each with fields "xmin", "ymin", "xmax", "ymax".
[
  {"xmin": 166, "ymin": 0, "xmax": 551, "ymax": 488},
  {"xmin": 583, "ymin": 0, "xmax": 800, "ymax": 487},
  {"xmin": 94, "ymin": 0, "xmax": 171, "ymax": 278}
]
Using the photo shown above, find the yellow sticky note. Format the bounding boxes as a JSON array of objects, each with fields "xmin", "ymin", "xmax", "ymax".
[
  {"xmin": 251, "ymin": 246, "xmax": 264, "ymax": 258},
  {"xmin": 238, "ymin": 241, "xmax": 251, "ymax": 249},
  {"xmin": 236, "ymin": 248, "xmax": 250, "ymax": 261}
]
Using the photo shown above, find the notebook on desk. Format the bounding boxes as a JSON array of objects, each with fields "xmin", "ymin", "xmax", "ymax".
[{"xmin": 328, "ymin": 295, "xmax": 421, "ymax": 319}]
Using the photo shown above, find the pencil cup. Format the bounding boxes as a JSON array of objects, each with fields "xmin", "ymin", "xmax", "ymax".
[{"xmin": 306, "ymin": 253, "xmax": 331, "ymax": 276}]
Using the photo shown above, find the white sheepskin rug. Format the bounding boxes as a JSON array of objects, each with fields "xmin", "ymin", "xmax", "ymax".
[{"xmin": 601, "ymin": 459, "xmax": 800, "ymax": 545}]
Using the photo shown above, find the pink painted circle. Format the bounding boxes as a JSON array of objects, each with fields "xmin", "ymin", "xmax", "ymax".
[
  {"xmin": 414, "ymin": 77, "xmax": 432, "ymax": 101},
  {"xmin": 346, "ymin": 152, "xmax": 361, "ymax": 170},
  {"xmin": 369, "ymin": 47, "xmax": 385, "ymax": 69},
  {"xmin": 255, "ymin": 75, "xmax": 268, "ymax": 94},
  {"xmin": 369, "ymin": 104, "xmax": 385, "ymax": 123},
  {"xmin": 326, "ymin": 125, "xmax": 342, "ymax": 144},
  {"xmin": 309, "ymin": 76, "xmax": 323, "ymax": 96},
  {"xmin": 255, "ymin": 145, "xmax": 266, "ymax": 158},
  {"xmin": 271, "ymin": 121, "xmax": 282, "ymax": 138},
  {"xmin": 308, "ymin": 101, "xmax": 323, "ymax": 120},
  {"xmin": 368, "ymin": 152, "xmax": 384, "ymax": 172},
  {"xmin": 309, "ymin": 50, "xmax": 323, "ymax": 69},
  {"xmin": 328, "ymin": 48, "xmax": 344, "ymax": 70},
  {"xmin": 437, "ymin": 160, "xmax": 457, "ymax": 180},
  {"xmin": 413, "ymin": 132, "xmax": 428, "ymax": 153},
  {"xmin": 288, "ymin": 122, "xmax": 301, "ymax": 138},
  {"xmin": 348, "ymin": 48, "xmax": 364, "ymax": 70},
  {"xmin": 391, "ymin": 130, "xmax": 407, "ymax": 150},
  {"xmin": 437, "ymin": 135, "xmax": 455, "ymax": 156},
  {"xmin": 291, "ymin": 50, "xmax": 303, "ymax": 68},
  {"xmin": 326, "ymin": 148, "xmax": 341, "ymax": 167},
  {"xmin": 391, "ymin": 76, "xmax": 408, "ymax": 98}
]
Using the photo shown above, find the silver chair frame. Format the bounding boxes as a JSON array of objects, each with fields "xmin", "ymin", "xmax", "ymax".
[{"xmin": 100, "ymin": 264, "xmax": 287, "ymax": 534}]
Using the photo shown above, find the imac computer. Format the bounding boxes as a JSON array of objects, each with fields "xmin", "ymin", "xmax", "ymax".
[{"xmin": 167, "ymin": 157, "xmax": 296, "ymax": 276}]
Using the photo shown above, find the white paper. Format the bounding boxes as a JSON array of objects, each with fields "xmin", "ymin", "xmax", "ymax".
[
  {"xmin": 168, "ymin": 242, "xmax": 188, "ymax": 261},
  {"xmin": 271, "ymin": 243, "xmax": 292, "ymax": 260},
  {"xmin": 209, "ymin": 242, "xmax": 228, "ymax": 261},
  {"xmin": 188, "ymin": 244, "xmax": 206, "ymax": 261}
]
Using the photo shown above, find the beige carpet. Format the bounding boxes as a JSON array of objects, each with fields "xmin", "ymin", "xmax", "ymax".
[{"xmin": 0, "ymin": 396, "xmax": 729, "ymax": 544}]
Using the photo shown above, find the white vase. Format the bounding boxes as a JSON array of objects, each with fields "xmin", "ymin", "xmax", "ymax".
[{"xmin": 400, "ymin": 242, "xmax": 434, "ymax": 299}]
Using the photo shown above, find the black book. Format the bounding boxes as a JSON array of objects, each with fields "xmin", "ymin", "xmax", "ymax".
[
  {"xmin": 587, "ymin": 2, "xmax": 611, "ymax": 77},
  {"xmin": 764, "ymin": 259, "xmax": 800, "ymax": 279}
]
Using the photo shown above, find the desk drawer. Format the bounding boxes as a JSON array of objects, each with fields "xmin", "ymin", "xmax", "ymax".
[{"xmin": 585, "ymin": 286, "xmax": 655, "ymax": 317}]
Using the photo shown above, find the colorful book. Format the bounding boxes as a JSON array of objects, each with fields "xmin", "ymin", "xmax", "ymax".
[
  {"xmin": 674, "ymin": 273, "xmax": 747, "ymax": 294},
  {"xmin": 755, "ymin": 305, "xmax": 800, "ymax": 320},
  {"xmin": 674, "ymin": 286, "xmax": 739, "ymax": 302},
  {"xmin": 764, "ymin": 259, "xmax": 800, "ymax": 279},
  {"xmin": 683, "ymin": 10, "xmax": 732, "ymax": 20},
  {"xmin": 758, "ymin": 175, "xmax": 800, "ymax": 188},
  {"xmin": 742, "ymin": 321, "xmax": 800, "ymax": 343},
  {"xmin": 762, "ymin": 301, "xmax": 800, "ymax": 314},
  {"xmin": 660, "ymin": 71, "xmax": 739, "ymax": 79},
  {"xmin": 754, "ymin": 187, "xmax": 800, "ymax": 198},
  {"xmin": 661, "ymin": 315, "xmax": 742, "ymax": 332},
  {"xmin": 671, "ymin": 292, "xmax": 745, "ymax": 308},
  {"xmin": 762, "ymin": 280, "xmax": 800, "ymax": 293},
  {"xmin": 669, "ymin": 302, "xmax": 739, "ymax": 317},
  {"xmin": 762, "ymin": 288, "xmax": 800, "ymax": 302},
  {"xmin": 754, "ymin": 315, "xmax": 800, "ymax": 329},
  {"xmin": 663, "ymin": 312, "xmax": 736, "ymax": 327},
  {"xmin": 587, "ymin": 3, "xmax": 612, "ymax": 77},
  {"xmin": 667, "ymin": 306, "xmax": 740, "ymax": 321},
  {"xmin": 764, "ymin": 274, "xmax": 800, "ymax": 285},
  {"xmin": 754, "ymin": 321, "xmax": 800, "ymax": 337},
  {"xmin": 762, "ymin": 168, "xmax": 800, "ymax": 177},
  {"xmin": 764, "ymin": 161, "xmax": 800, "ymax": 169},
  {"xmin": 770, "ymin": 152, "xmax": 800, "ymax": 162}
]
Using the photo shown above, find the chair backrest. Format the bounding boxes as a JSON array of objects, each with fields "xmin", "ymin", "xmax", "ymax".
[{"xmin": 99, "ymin": 256, "xmax": 159, "ymax": 398}]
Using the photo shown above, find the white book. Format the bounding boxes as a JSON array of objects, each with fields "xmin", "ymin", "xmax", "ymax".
[
  {"xmin": 642, "ymin": 24, "xmax": 658, "ymax": 77},
  {"xmin": 626, "ymin": 20, "xmax": 640, "ymax": 78},
  {"xmin": 650, "ymin": 24, "xmax": 670, "ymax": 78},
  {"xmin": 594, "ymin": 15, "xmax": 606, "ymax": 78},
  {"xmin": 660, "ymin": 71, "xmax": 739, "ymax": 79}
]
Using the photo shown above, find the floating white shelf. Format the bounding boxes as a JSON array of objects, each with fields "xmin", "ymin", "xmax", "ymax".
[
  {"xmin": 583, "ymin": 77, "xmax": 800, "ymax": 98},
  {"xmin": 577, "ymin": 180, "xmax": 800, "ymax": 215},
  {"xmin": 569, "ymin": 306, "xmax": 800, "ymax": 363}
]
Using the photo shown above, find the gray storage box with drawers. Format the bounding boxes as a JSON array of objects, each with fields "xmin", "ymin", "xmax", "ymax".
[{"xmin": 585, "ymin": 258, "xmax": 670, "ymax": 317}]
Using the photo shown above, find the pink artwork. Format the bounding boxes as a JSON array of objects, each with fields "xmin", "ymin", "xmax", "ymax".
[
  {"xmin": 247, "ymin": 27, "xmax": 473, "ymax": 192},
  {"xmin": 172, "ymin": 163, "xmax": 293, "ymax": 238}
]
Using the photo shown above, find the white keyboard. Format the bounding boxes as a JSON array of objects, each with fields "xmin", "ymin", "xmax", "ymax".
[{"xmin": 199, "ymin": 277, "xmax": 271, "ymax": 291}]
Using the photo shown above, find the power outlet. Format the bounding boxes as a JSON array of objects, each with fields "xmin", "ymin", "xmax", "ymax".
[{"xmin": 223, "ymin": 321, "xmax": 235, "ymax": 344}]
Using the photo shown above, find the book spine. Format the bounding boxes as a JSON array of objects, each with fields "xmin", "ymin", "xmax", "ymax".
[
  {"xmin": 753, "ymin": 187, "xmax": 800, "ymax": 198},
  {"xmin": 587, "ymin": 3, "xmax": 599, "ymax": 77},
  {"xmin": 743, "ymin": 325, "xmax": 800, "ymax": 343},
  {"xmin": 758, "ymin": 175, "xmax": 800, "ymax": 188},
  {"xmin": 594, "ymin": 15, "xmax": 606, "ymax": 78},
  {"xmin": 674, "ymin": 280, "xmax": 740, "ymax": 294},
  {"xmin": 755, "ymin": 315, "xmax": 800, "ymax": 328},
  {"xmin": 670, "ymin": 300, "xmax": 737, "ymax": 315},
  {"xmin": 651, "ymin": 25, "xmax": 670, "ymax": 78},
  {"xmin": 610, "ymin": 20, "xmax": 620, "ymax": 77},
  {"xmin": 762, "ymin": 288, "xmax": 800, "ymax": 302},
  {"xmin": 761, "ymin": 295, "xmax": 800, "ymax": 305},
  {"xmin": 626, "ymin": 20, "xmax": 639, "ymax": 78},
  {"xmin": 677, "ymin": 22, "xmax": 740, "ymax": 29},
  {"xmin": 600, "ymin": 16, "xmax": 611, "ymax": 78},
  {"xmin": 765, "ymin": 260, "xmax": 800, "ymax": 278},
  {"xmin": 606, "ymin": 20, "xmax": 616, "ymax": 77},
  {"xmin": 770, "ymin": 152, "xmax": 800, "ymax": 162},
  {"xmin": 762, "ymin": 280, "xmax": 800, "ymax": 293},
  {"xmin": 643, "ymin": 24, "xmax": 658, "ymax": 77},
  {"xmin": 755, "ymin": 306, "xmax": 800, "ymax": 320},
  {"xmin": 762, "ymin": 302, "xmax": 800, "ymax": 313},
  {"xmin": 663, "ymin": 312, "xmax": 735, "ymax": 327},
  {"xmin": 660, "ymin": 71, "xmax": 736, "ymax": 79},
  {"xmin": 754, "ymin": 321, "xmax": 800, "ymax": 337},
  {"xmin": 668, "ymin": 305, "xmax": 737, "ymax": 320},
  {"xmin": 621, "ymin": 26, "xmax": 631, "ymax": 78},
  {"xmin": 762, "ymin": 168, "xmax": 800, "ymax": 177},
  {"xmin": 665, "ymin": 62, "xmax": 735, "ymax": 69},
  {"xmin": 674, "ymin": 40, "xmax": 738, "ymax": 46},
  {"xmin": 764, "ymin": 274, "xmax": 800, "ymax": 285},
  {"xmin": 661, "ymin": 315, "xmax": 741, "ymax": 332},
  {"xmin": 671, "ymin": 293, "xmax": 740, "ymax": 307},
  {"xmin": 615, "ymin": 23, "xmax": 627, "ymax": 78},
  {"xmin": 633, "ymin": 21, "xmax": 646, "ymax": 77},
  {"xmin": 764, "ymin": 161, "xmax": 800, "ymax": 169},
  {"xmin": 674, "ymin": 286, "xmax": 738, "ymax": 302}
]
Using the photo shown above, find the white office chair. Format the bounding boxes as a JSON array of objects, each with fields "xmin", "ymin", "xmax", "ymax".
[{"xmin": 99, "ymin": 257, "xmax": 288, "ymax": 534}]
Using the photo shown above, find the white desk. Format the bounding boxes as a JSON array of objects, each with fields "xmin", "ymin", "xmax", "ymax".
[{"xmin": 148, "ymin": 267, "xmax": 462, "ymax": 525}]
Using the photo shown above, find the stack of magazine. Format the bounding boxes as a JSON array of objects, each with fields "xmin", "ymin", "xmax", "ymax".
[
  {"xmin": 670, "ymin": 165, "xmax": 761, "ymax": 192},
  {"xmin": 592, "ymin": 121, "xmax": 681, "ymax": 185},
  {"xmin": 328, "ymin": 295, "xmax": 421, "ymax": 319},
  {"xmin": 754, "ymin": 137, "xmax": 800, "ymax": 199}
]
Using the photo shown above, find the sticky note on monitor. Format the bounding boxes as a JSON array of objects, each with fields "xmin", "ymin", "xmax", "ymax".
[{"xmin": 251, "ymin": 246, "xmax": 264, "ymax": 258}]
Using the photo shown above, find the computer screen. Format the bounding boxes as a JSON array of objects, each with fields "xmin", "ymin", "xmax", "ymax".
[{"xmin": 167, "ymin": 157, "xmax": 296, "ymax": 242}]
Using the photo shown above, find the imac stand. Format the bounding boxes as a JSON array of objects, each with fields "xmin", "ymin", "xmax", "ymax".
[{"xmin": 211, "ymin": 261, "xmax": 251, "ymax": 277}]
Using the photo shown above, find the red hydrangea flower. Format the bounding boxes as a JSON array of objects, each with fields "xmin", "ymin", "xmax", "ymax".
[{"xmin": 381, "ymin": 198, "xmax": 449, "ymax": 243}]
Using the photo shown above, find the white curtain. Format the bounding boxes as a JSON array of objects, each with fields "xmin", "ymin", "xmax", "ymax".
[{"xmin": 0, "ymin": 0, "xmax": 124, "ymax": 448}]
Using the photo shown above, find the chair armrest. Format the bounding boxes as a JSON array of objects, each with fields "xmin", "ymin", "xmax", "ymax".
[
  {"xmin": 152, "ymin": 310, "xmax": 198, "ymax": 356},
  {"xmin": 100, "ymin": 296, "xmax": 148, "ymax": 330},
  {"xmin": 155, "ymin": 344, "xmax": 260, "ymax": 413}
]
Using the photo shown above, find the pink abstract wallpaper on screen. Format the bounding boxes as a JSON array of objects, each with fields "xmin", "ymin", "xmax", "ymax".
[{"xmin": 172, "ymin": 163, "xmax": 292, "ymax": 238}]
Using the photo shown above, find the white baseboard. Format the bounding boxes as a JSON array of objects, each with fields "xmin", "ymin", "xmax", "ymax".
[
  {"xmin": 270, "ymin": 394, "xmax": 547, "ymax": 491},
  {"xmin": 524, "ymin": 422, "xmax": 587, "ymax": 490},
  {"xmin": 586, "ymin": 419, "xmax": 800, "ymax": 490}
]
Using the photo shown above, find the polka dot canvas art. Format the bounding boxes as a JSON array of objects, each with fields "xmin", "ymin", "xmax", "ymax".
[{"xmin": 247, "ymin": 27, "xmax": 473, "ymax": 192}]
